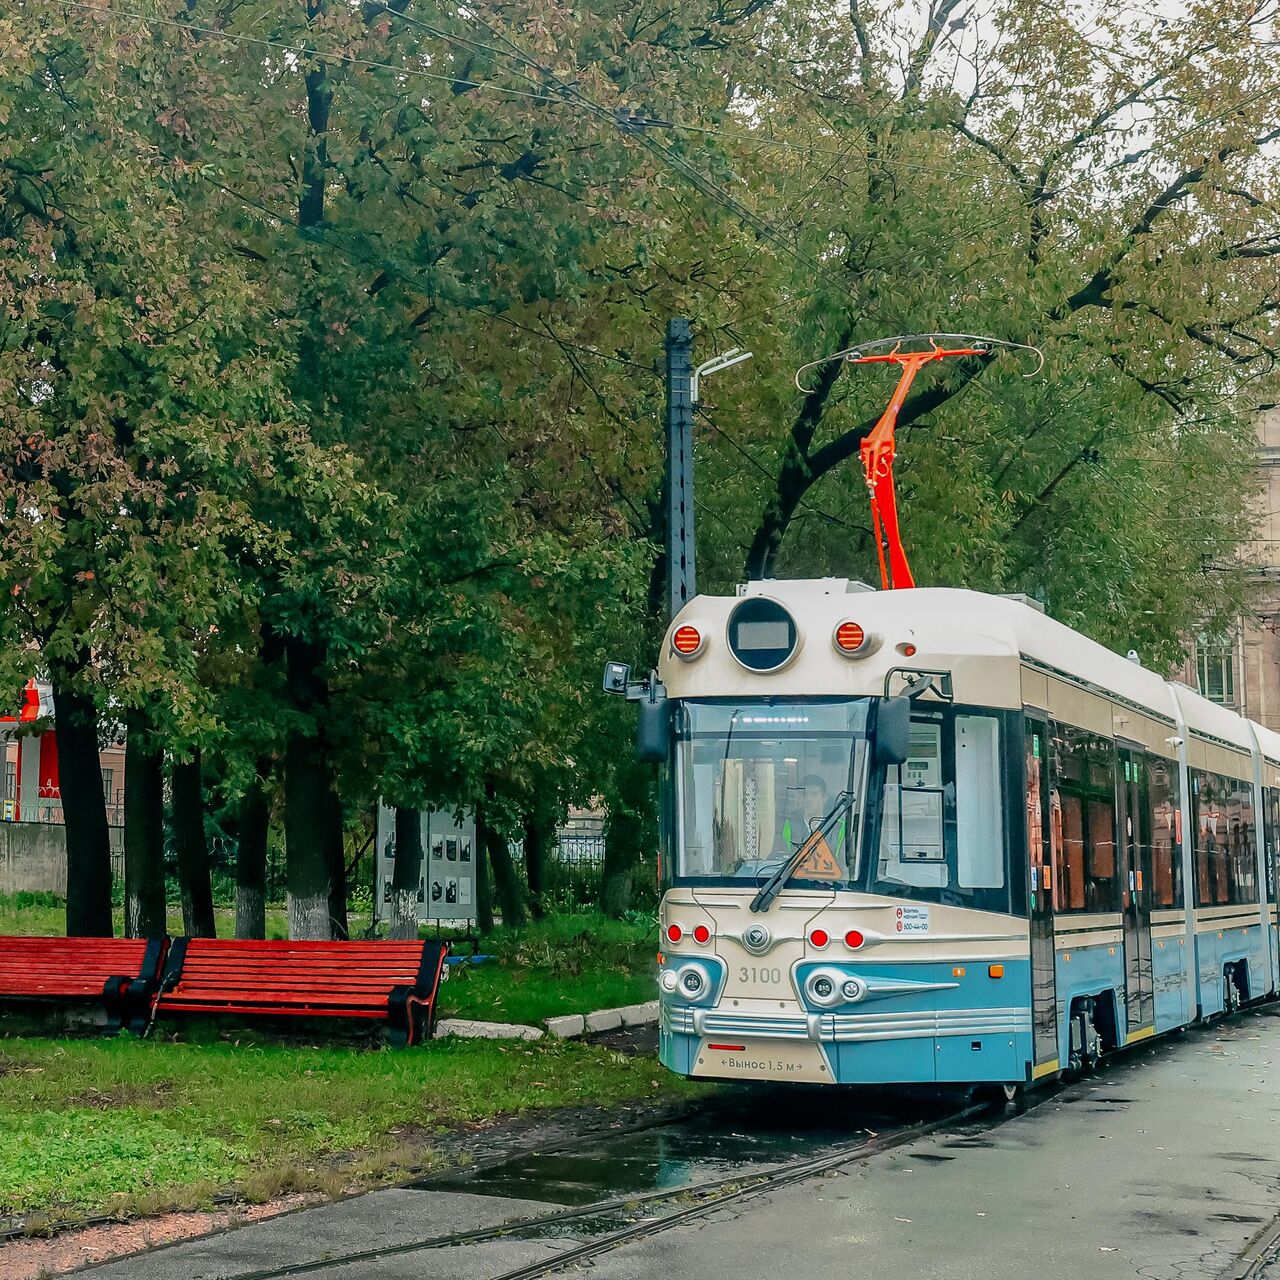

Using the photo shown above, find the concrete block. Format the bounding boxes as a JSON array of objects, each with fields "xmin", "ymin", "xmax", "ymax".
[
  {"xmin": 434, "ymin": 1018, "xmax": 543, "ymax": 1041},
  {"xmin": 584, "ymin": 1008, "xmax": 623, "ymax": 1033},
  {"xmin": 616, "ymin": 1001, "xmax": 660, "ymax": 1027},
  {"xmin": 544, "ymin": 1014, "xmax": 586, "ymax": 1039}
]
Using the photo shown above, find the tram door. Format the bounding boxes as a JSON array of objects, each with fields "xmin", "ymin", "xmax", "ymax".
[
  {"xmin": 1117, "ymin": 748, "xmax": 1155, "ymax": 1033},
  {"xmin": 1025, "ymin": 718, "xmax": 1058, "ymax": 1071}
]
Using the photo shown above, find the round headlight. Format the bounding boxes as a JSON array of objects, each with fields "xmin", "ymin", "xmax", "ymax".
[
  {"xmin": 660, "ymin": 969, "xmax": 679, "ymax": 993},
  {"xmin": 842, "ymin": 978, "xmax": 867, "ymax": 1002},
  {"xmin": 805, "ymin": 968, "xmax": 845, "ymax": 1008},
  {"xmin": 678, "ymin": 967, "xmax": 705, "ymax": 998}
]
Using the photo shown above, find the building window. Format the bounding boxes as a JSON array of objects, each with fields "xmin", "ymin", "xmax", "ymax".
[
  {"xmin": 3, "ymin": 762, "xmax": 14, "ymax": 802},
  {"xmin": 101, "ymin": 768, "xmax": 113, "ymax": 805},
  {"xmin": 1195, "ymin": 638, "xmax": 1236, "ymax": 705}
]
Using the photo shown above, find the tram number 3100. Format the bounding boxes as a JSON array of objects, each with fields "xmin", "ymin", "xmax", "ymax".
[{"xmin": 739, "ymin": 966, "xmax": 784, "ymax": 984}]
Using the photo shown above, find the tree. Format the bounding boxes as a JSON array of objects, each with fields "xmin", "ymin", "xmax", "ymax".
[
  {"xmin": 674, "ymin": 0, "xmax": 1279, "ymax": 664},
  {"xmin": 122, "ymin": 710, "xmax": 166, "ymax": 938}
]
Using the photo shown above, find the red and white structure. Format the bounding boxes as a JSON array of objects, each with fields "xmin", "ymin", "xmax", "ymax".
[{"xmin": 0, "ymin": 680, "xmax": 60, "ymax": 823}]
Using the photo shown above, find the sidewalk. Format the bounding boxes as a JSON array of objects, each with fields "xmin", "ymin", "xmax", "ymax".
[{"xmin": 587, "ymin": 1006, "xmax": 1280, "ymax": 1280}]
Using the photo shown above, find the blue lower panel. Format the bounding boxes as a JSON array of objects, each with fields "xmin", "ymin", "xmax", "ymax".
[
  {"xmin": 1054, "ymin": 942, "xmax": 1124, "ymax": 1062},
  {"xmin": 659, "ymin": 1027, "xmax": 697, "ymax": 1076},
  {"xmin": 664, "ymin": 958, "xmax": 1036, "ymax": 1086},
  {"xmin": 1195, "ymin": 922, "xmax": 1269, "ymax": 1015},
  {"xmin": 1152, "ymin": 938, "xmax": 1190, "ymax": 1032}
]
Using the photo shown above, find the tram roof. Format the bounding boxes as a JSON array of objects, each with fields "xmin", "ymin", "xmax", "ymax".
[{"xmin": 660, "ymin": 582, "xmax": 1257, "ymax": 755}]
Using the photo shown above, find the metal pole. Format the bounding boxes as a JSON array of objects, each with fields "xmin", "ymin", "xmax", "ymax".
[{"xmin": 666, "ymin": 317, "xmax": 695, "ymax": 620}]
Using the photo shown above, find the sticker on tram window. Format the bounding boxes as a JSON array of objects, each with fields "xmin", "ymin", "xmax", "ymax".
[
  {"xmin": 895, "ymin": 905, "xmax": 929, "ymax": 934},
  {"xmin": 1032, "ymin": 734, "xmax": 1040, "ymax": 759}
]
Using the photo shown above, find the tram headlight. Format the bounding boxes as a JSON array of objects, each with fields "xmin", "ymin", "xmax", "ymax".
[
  {"xmin": 804, "ymin": 967, "xmax": 848, "ymax": 1009},
  {"xmin": 842, "ymin": 978, "xmax": 867, "ymax": 1002},
  {"xmin": 660, "ymin": 969, "xmax": 679, "ymax": 994},
  {"xmin": 677, "ymin": 966, "xmax": 705, "ymax": 999}
]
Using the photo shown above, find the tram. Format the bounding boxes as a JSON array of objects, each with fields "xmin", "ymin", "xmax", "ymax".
[{"xmin": 612, "ymin": 579, "xmax": 1280, "ymax": 1091}]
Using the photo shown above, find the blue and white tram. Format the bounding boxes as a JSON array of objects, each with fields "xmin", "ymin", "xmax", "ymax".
[{"xmin": 634, "ymin": 579, "xmax": 1280, "ymax": 1089}]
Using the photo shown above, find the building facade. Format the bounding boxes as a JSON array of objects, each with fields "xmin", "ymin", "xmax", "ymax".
[
  {"xmin": 1179, "ymin": 408, "xmax": 1280, "ymax": 731},
  {"xmin": 1, "ymin": 680, "xmax": 126, "ymax": 828}
]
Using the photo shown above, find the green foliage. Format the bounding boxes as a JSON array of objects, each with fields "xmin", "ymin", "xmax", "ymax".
[{"xmin": 4, "ymin": 0, "xmax": 1279, "ymax": 935}]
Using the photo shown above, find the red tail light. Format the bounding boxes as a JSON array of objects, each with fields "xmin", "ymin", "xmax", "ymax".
[
  {"xmin": 845, "ymin": 929, "xmax": 865, "ymax": 949},
  {"xmin": 834, "ymin": 621, "xmax": 867, "ymax": 654},
  {"xmin": 693, "ymin": 924, "xmax": 711, "ymax": 944},
  {"xmin": 809, "ymin": 928, "xmax": 830, "ymax": 948},
  {"xmin": 672, "ymin": 625, "xmax": 703, "ymax": 658},
  {"xmin": 666, "ymin": 924, "xmax": 683, "ymax": 944}
]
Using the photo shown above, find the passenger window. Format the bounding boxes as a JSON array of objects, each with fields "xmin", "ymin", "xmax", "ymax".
[
  {"xmin": 879, "ymin": 721, "xmax": 945, "ymax": 889},
  {"xmin": 956, "ymin": 715, "xmax": 1004, "ymax": 888},
  {"xmin": 876, "ymin": 711, "xmax": 1007, "ymax": 905},
  {"xmin": 1049, "ymin": 724, "xmax": 1118, "ymax": 913},
  {"xmin": 1148, "ymin": 758, "xmax": 1182, "ymax": 908},
  {"xmin": 1192, "ymin": 770, "xmax": 1258, "ymax": 906}
]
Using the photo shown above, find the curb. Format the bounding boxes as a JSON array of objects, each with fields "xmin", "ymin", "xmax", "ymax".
[{"xmin": 434, "ymin": 1000, "xmax": 658, "ymax": 1042}]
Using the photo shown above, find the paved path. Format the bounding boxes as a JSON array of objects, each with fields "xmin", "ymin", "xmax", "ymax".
[
  {"xmin": 586, "ymin": 1007, "xmax": 1280, "ymax": 1280},
  {"xmin": 86, "ymin": 1006, "xmax": 1280, "ymax": 1279}
]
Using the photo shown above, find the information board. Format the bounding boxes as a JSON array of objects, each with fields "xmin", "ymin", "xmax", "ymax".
[{"xmin": 375, "ymin": 803, "xmax": 477, "ymax": 924}]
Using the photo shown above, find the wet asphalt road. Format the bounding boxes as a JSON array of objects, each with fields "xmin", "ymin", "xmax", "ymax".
[{"xmin": 83, "ymin": 1008, "xmax": 1280, "ymax": 1279}]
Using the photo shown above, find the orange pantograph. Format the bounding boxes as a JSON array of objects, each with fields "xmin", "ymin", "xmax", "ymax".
[{"xmin": 854, "ymin": 344, "xmax": 988, "ymax": 591}]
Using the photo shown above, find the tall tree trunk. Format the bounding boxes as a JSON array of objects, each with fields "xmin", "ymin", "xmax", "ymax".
[
  {"xmin": 522, "ymin": 794, "xmax": 557, "ymax": 921},
  {"xmin": 283, "ymin": 636, "xmax": 337, "ymax": 939},
  {"xmin": 123, "ymin": 709, "xmax": 165, "ymax": 938},
  {"xmin": 51, "ymin": 673, "xmax": 113, "ymax": 937},
  {"xmin": 327, "ymin": 783, "xmax": 348, "ymax": 940},
  {"xmin": 478, "ymin": 791, "xmax": 525, "ymax": 928},
  {"xmin": 602, "ymin": 760, "xmax": 653, "ymax": 919},
  {"xmin": 474, "ymin": 810, "xmax": 495, "ymax": 935},
  {"xmin": 235, "ymin": 758, "xmax": 271, "ymax": 940},
  {"xmin": 172, "ymin": 751, "xmax": 216, "ymax": 937},
  {"xmin": 390, "ymin": 806, "xmax": 424, "ymax": 940}
]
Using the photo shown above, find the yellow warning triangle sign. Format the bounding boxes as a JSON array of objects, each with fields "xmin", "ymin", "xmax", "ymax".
[{"xmin": 793, "ymin": 831, "xmax": 842, "ymax": 881}]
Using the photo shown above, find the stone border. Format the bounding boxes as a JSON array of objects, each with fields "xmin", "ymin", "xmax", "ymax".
[
  {"xmin": 435, "ymin": 1000, "xmax": 658, "ymax": 1042},
  {"xmin": 545, "ymin": 1001, "xmax": 658, "ymax": 1040}
]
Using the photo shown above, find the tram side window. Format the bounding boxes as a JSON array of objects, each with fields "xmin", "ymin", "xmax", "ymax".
[
  {"xmin": 875, "ymin": 710, "xmax": 1007, "ymax": 910},
  {"xmin": 1192, "ymin": 771, "xmax": 1258, "ymax": 906},
  {"xmin": 1266, "ymin": 787, "xmax": 1280, "ymax": 904},
  {"xmin": 1148, "ymin": 758, "xmax": 1183, "ymax": 908},
  {"xmin": 1049, "ymin": 725, "xmax": 1119, "ymax": 913}
]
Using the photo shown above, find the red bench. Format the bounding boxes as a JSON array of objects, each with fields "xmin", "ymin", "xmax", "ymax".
[
  {"xmin": 151, "ymin": 938, "xmax": 448, "ymax": 1045},
  {"xmin": 0, "ymin": 935, "xmax": 167, "ymax": 1028}
]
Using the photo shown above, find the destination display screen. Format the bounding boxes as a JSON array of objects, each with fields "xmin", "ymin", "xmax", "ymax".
[
  {"xmin": 727, "ymin": 598, "xmax": 797, "ymax": 672},
  {"xmin": 736, "ymin": 620, "xmax": 791, "ymax": 650}
]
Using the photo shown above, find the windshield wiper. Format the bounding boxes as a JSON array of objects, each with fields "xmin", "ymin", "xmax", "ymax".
[{"xmin": 749, "ymin": 790, "xmax": 851, "ymax": 914}]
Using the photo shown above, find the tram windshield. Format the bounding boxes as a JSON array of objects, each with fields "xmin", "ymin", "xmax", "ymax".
[{"xmin": 675, "ymin": 699, "xmax": 870, "ymax": 887}]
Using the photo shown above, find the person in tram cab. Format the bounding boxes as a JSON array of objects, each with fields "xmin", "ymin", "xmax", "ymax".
[{"xmin": 779, "ymin": 773, "xmax": 848, "ymax": 879}]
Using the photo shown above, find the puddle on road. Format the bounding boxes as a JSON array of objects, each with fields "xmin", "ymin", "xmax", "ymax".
[{"xmin": 415, "ymin": 1088, "xmax": 959, "ymax": 1208}]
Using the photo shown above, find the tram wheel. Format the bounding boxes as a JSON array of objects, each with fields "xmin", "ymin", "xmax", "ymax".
[{"xmin": 974, "ymin": 1081, "xmax": 1024, "ymax": 1107}]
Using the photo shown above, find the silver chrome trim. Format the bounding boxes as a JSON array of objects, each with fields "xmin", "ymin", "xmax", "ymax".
[{"xmin": 667, "ymin": 1005, "xmax": 1031, "ymax": 1044}]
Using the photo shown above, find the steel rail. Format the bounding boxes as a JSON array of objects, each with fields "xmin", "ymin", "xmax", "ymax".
[{"xmin": 230, "ymin": 1100, "xmax": 987, "ymax": 1280}]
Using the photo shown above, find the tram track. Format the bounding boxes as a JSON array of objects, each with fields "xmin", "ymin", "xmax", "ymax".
[{"xmin": 228, "ymin": 1098, "xmax": 989, "ymax": 1280}]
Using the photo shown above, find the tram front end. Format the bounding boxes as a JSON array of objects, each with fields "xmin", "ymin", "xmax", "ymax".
[{"xmin": 615, "ymin": 580, "xmax": 1033, "ymax": 1089}]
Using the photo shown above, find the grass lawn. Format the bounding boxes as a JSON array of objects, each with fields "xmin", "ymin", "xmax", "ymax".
[
  {"xmin": 437, "ymin": 913, "xmax": 658, "ymax": 1024},
  {"xmin": 0, "ymin": 898, "xmax": 308, "ymax": 941},
  {"xmin": 0, "ymin": 909, "xmax": 672, "ymax": 1222},
  {"xmin": 0, "ymin": 1031, "xmax": 697, "ymax": 1223}
]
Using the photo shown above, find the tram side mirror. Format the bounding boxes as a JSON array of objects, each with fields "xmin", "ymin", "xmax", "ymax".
[
  {"xmin": 603, "ymin": 661, "xmax": 631, "ymax": 695},
  {"xmin": 875, "ymin": 696, "xmax": 911, "ymax": 767},
  {"xmin": 635, "ymin": 696, "xmax": 671, "ymax": 762}
]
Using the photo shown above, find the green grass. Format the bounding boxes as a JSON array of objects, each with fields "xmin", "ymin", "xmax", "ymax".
[
  {"xmin": 437, "ymin": 913, "xmax": 658, "ymax": 1024},
  {"xmin": 0, "ymin": 898, "xmax": 356, "ymax": 941},
  {"xmin": 0, "ymin": 1031, "xmax": 696, "ymax": 1221}
]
